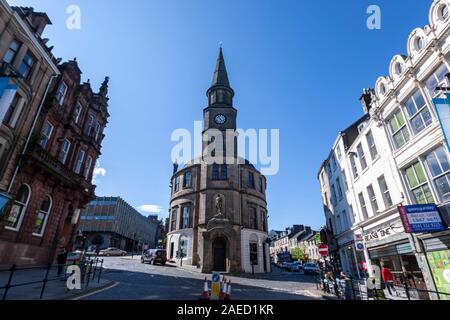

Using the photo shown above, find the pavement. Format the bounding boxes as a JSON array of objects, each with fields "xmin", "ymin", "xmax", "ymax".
[
  {"xmin": 77, "ymin": 256, "xmax": 327, "ymax": 300},
  {"xmin": 0, "ymin": 264, "xmax": 114, "ymax": 300}
]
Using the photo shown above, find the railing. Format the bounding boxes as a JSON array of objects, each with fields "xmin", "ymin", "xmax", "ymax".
[
  {"xmin": 0, "ymin": 257, "xmax": 104, "ymax": 300},
  {"xmin": 317, "ymin": 273, "xmax": 450, "ymax": 301}
]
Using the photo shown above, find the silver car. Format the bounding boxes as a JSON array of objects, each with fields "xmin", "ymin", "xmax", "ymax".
[{"xmin": 98, "ymin": 247, "xmax": 127, "ymax": 256}]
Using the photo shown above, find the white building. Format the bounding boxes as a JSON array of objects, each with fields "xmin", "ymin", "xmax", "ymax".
[{"xmin": 319, "ymin": 0, "xmax": 450, "ymax": 299}]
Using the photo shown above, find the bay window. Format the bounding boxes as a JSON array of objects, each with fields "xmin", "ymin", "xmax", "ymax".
[{"xmin": 181, "ymin": 206, "xmax": 190, "ymax": 229}]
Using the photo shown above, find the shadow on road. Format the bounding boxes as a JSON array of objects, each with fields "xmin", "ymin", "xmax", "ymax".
[{"xmin": 84, "ymin": 268, "xmax": 320, "ymax": 300}]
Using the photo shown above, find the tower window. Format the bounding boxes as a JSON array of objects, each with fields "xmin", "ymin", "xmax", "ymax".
[
  {"xmin": 212, "ymin": 164, "xmax": 227, "ymax": 180},
  {"xmin": 248, "ymin": 172, "xmax": 255, "ymax": 188}
]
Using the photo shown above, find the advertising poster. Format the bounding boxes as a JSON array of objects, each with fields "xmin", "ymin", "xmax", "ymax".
[{"xmin": 426, "ymin": 250, "xmax": 450, "ymax": 300}]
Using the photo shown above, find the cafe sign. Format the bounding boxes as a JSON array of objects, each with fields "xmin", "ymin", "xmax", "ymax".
[{"xmin": 363, "ymin": 219, "xmax": 405, "ymax": 244}]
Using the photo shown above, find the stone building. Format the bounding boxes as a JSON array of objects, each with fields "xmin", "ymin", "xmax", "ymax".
[
  {"xmin": 78, "ymin": 197, "xmax": 158, "ymax": 252},
  {"xmin": 0, "ymin": 4, "xmax": 61, "ymax": 265},
  {"xmin": 167, "ymin": 49, "xmax": 270, "ymax": 273},
  {"xmin": 0, "ymin": 5, "xmax": 110, "ymax": 266}
]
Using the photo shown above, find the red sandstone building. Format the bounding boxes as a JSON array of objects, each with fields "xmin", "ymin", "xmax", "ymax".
[{"xmin": 0, "ymin": 4, "xmax": 110, "ymax": 266}]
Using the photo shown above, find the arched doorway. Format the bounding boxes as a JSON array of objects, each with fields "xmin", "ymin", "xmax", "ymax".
[{"xmin": 212, "ymin": 237, "xmax": 227, "ymax": 271}]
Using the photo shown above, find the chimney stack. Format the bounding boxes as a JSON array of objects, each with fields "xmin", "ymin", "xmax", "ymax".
[{"xmin": 360, "ymin": 88, "xmax": 375, "ymax": 114}]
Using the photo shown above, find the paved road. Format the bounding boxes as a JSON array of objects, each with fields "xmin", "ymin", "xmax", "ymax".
[{"xmin": 80, "ymin": 257, "xmax": 324, "ymax": 300}]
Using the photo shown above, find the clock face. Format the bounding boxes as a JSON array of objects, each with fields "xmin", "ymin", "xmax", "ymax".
[{"xmin": 214, "ymin": 114, "xmax": 227, "ymax": 125}]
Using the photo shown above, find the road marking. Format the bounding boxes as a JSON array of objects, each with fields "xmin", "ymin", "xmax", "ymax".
[{"xmin": 71, "ymin": 281, "xmax": 120, "ymax": 300}]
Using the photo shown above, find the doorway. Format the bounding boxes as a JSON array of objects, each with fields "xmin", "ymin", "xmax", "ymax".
[
  {"xmin": 213, "ymin": 237, "xmax": 227, "ymax": 271},
  {"xmin": 170, "ymin": 243, "xmax": 175, "ymax": 259}
]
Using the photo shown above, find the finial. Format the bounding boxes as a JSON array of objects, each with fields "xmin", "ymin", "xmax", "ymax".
[{"xmin": 219, "ymin": 41, "xmax": 223, "ymax": 48}]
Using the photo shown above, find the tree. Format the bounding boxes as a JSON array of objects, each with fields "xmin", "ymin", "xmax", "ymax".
[
  {"xmin": 291, "ymin": 247, "xmax": 305, "ymax": 261},
  {"xmin": 314, "ymin": 232, "xmax": 322, "ymax": 245}
]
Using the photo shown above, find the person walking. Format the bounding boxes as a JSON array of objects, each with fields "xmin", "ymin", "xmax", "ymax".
[
  {"xmin": 57, "ymin": 248, "xmax": 68, "ymax": 280},
  {"xmin": 381, "ymin": 262, "xmax": 395, "ymax": 296}
]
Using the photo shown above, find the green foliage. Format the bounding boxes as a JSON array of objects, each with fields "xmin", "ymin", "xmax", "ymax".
[{"xmin": 291, "ymin": 247, "xmax": 306, "ymax": 261}]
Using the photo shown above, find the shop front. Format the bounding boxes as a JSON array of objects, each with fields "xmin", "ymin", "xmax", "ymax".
[
  {"xmin": 338, "ymin": 232, "xmax": 368, "ymax": 278},
  {"xmin": 363, "ymin": 216, "xmax": 429, "ymax": 299},
  {"xmin": 421, "ymin": 231, "xmax": 450, "ymax": 300}
]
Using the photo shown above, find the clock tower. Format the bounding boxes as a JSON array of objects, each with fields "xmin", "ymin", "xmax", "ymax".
[{"xmin": 202, "ymin": 48, "xmax": 238, "ymax": 160}]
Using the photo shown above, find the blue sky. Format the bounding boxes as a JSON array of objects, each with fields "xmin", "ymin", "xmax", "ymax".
[{"xmin": 9, "ymin": 0, "xmax": 432, "ymax": 230}]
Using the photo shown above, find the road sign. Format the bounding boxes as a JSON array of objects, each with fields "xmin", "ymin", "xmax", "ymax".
[
  {"xmin": 355, "ymin": 241, "xmax": 365, "ymax": 251},
  {"xmin": 210, "ymin": 272, "xmax": 221, "ymax": 300},
  {"xmin": 318, "ymin": 244, "xmax": 328, "ymax": 257}
]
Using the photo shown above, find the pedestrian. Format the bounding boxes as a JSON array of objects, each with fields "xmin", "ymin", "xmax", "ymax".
[
  {"xmin": 381, "ymin": 262, "xmax": 395, "ymax": 296},
  {"xmin": 57, "ymin": 247, "xmax": 68, "ymax": 279}
]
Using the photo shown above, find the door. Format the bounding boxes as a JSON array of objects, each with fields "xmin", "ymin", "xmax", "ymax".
[
  {"xmin": 170, "ymin": 243, "xmax": 175, "ymax": 259},
  {"xmin": 213, "ymin": 238, "xmax": 227, "ymax": 271},
  {"xmin": 263, "ymin": 243, "xmax": 267, "ymax": 272}
]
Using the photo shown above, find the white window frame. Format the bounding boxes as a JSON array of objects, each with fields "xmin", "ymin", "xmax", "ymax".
[
  {"xmin": 367, "ymin": 184, "xmax": 379, "ymax": 214},
  {"xmin": 366, "ymin": 130, "xmax": 378, "ymax": 161},
  {"xmin": 39, "ymin": 121, "xmax": 54, "ymax": 149},
  {"xmin": 377, "ymin": 175, "xmax": 393, "ymax": 209},
  {"xmin": 58, "ymin": 138, "xmax": 71, "ymax": 165},
  {"xmin": 358, "ymin": 192, "xmax": 368, "ymax": 220},
  {"xmin": 350, "ymin": 154, "xmax": 359, "ymax": 180},
  {"xmin": 403, "ymin": 89, "xmax": 432, "ymax": 135},
  {"xmin": 56, "ymin": 82, "xmax": 68, "ymax": 106},
  {"xmin": 74, "ymin": 102, "xmax": 82, "ymax": 123},
  {"xmin": 404, "ymin": 160, "xmax": 435, "ymax": 205},
  {"xmin": 95, "ymin": 122, "xmax": 101, "ymax": 141},
  {"xmin": 423, "ymin": 146, "xmax": 450, "ymax": 204},
  {"xmin": 5, "ymin": 184, "xmax": 31, "ymax": 232},
  {"xmin": 84, "ymin": 156, "xmax": 93, "ymax": 179},
  {"xmin": 357, "ymin": 143, "xmax": 368, "ymax": 171},
  {"xmin": 387, "ymin": 108, "xmax": 411, "ymax": 150},
  {"xmin": 32, "ymin": 195, "xmax": 52, "ymax": 237},
  {"xmin": 74, "ymin": 149, "xmax": 85, "ymax": 174}
]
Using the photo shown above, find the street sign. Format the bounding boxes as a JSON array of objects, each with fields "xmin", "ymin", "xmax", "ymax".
[
  {"xmin": 355, "ymin": 241, "xmax": 365, "ymax": 251},
  {"xmin": 398, "ymin": 205, "xmax": 446, "ymax": 233},
  {"xmin": 432, "ymin": 97, "xmax": 450, "ymax": 153},
  {"xmin": 318, "ymin": 244, "xmax": 328, "ymax": 257},
  {"xmin": 210, "ymin": 272, "xmax": 221, "ymax": 300}
]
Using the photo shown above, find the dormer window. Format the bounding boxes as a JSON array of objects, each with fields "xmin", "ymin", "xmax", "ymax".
[
  {"xmin": 395, "ymin": 62, "xmax": 403, "ymax": 75},
  {"xmin": 439, "ymin": 4, "xmax": 449, "ymax": 21},
  {"xmin": 413, "ymin": 36, "xmax": 424, "ymax": 52}
]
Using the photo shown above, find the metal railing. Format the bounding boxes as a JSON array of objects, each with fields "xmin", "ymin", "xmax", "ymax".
[
  {"xmin": 317, "ymin": 273, "xmax": 450, "ymax": 301},
  {"xmin": 0, "ymin": 257, "xmax": 104, "ymax": 300}
]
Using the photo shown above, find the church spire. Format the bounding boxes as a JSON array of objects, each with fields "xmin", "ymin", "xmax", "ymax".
[
  {"xmin": 211, "ymin": 47, "xmax": 230, "ymax": 88},
  {"xmin": 207, "ymin": 48, "xmax": 234, "ymax": 107}
]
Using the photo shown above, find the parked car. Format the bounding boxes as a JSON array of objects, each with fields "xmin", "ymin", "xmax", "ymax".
[
  {"xmin": 303, "ymin": 263, "xmax": 320, "ymax": 275},
  {"xmin": 287, "ymin": 261, "xmax": 302, "ymax": 272},
  {"xmin": 98, "ymin": 248, "xmax": 127, "ymax": 256},
  {"xmin": 141, "ymin": 249, "xmax": 167, "ymax": 265}
]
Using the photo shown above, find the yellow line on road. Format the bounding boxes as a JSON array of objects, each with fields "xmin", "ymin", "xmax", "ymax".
[{"xmin": 71, "ymin": 281, "xmax": 120, "ymax": 300}]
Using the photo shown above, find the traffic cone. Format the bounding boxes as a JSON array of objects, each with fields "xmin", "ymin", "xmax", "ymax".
[
  {"xmin": 221, "ymin": 281, "xmax": 228, "ymax": 300},
  {"xmin": 201, "ymin": 277, "xmax": 210, "ymax": 300},
  {"xmin": 224, "ymin": 280, "xmax": 231, "ymax": 300}
]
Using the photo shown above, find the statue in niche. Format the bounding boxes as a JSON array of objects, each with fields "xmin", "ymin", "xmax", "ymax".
[{"xmin": 215, "ymin": 194, "xmax": 224, "ymax": 218}]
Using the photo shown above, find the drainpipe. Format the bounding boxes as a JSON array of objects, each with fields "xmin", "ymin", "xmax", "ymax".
[{"xmin": 7, "ymin": 73, "xmax": 58, "ymax": 193}]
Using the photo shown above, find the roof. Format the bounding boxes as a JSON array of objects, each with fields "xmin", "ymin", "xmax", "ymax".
[{"xmin": 210, "ymin": 47, "xmax": 230, "ymax": 88}]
